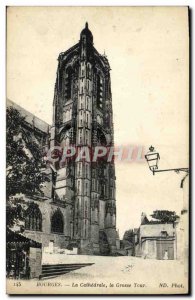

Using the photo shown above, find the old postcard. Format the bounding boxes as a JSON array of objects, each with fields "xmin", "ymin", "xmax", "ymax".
[{"xmin": 6, "ymin": 6, "xmax": 189, "ymax": 295}]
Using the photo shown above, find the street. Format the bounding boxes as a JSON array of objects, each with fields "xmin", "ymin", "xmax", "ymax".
[{"xmin": 39, "ymin": 255, "xmax": 188, "ymax": 294}]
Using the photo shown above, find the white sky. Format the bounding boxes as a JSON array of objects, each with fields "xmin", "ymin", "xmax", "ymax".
[{"xmin": 7, "ymin": 7, "xmax": 189, "ymax": 238}]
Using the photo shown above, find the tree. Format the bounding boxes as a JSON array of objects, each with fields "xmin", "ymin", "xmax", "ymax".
[
  {"xmin": 122, "ymin": 229, "xmax": 135, "ymax": 255},
  {"xmin": 6, "ymin": 107, "xmax": 49, "ymax": 226},
  {"xmin": 6, "ymin": 201, "xmax": 24, "ymax": 229},
  {"xmin": 150, "ymin": 210, "xmax": 179, "ymax": 223},
  {"xmin": 123, "ymin": 229, "xmax": 134, "ymax": 242}
]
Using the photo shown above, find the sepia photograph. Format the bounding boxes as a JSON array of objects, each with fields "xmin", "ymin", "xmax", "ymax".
[{"xmin": 6, "ymin": 6, "xmax": 189, "ymax": 295}]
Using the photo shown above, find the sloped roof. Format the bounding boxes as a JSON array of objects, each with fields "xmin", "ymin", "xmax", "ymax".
[
  {"xmin": 6, "ymin": 228, "xmax": 42, "ymax": 248},
  {"xmin": 7, "ymin": 99, "xmax": 50, "ymax": 134}
]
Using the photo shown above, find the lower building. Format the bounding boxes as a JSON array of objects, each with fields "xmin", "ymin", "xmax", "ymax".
[{"xmin": 135, "ymin": 213, "xmax": 176, "ymax": 260}]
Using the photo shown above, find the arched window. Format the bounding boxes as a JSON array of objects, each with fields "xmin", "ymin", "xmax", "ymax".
[
  {"xmin": 60, "ymin": 127, "xmax": 71, "ymax": 146},
  {"xmin": 51, "ymin": 209, "xmax": 64, "ymax": 234},
  {"xmin": 25, "ymin": 203, "xmax": 42, "ymax": 231}
]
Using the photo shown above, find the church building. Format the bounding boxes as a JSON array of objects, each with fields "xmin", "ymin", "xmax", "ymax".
[{"xmin": 7, "ymin": 23, "xmax": 118, "ymax": 255}]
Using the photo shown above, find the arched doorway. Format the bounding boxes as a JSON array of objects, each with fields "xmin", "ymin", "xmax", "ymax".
[{"xmin": 51, "ymin": 209, "xmax": 64, "ymax": 234}]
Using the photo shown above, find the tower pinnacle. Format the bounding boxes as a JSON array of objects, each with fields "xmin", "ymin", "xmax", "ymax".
[{"xmin": 80, "ymin": 22, "xmax": 93, "ymax": 44}]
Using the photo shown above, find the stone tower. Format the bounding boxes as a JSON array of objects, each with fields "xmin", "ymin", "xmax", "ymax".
[{"xmin": 50, "ymin": 23, "xmax": 117, "ymax": 255}]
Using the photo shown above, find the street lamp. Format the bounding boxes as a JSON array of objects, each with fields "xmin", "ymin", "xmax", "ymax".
[{"xmin": 145, "ymin": 146, "xmax": 189, "ymax": 175}]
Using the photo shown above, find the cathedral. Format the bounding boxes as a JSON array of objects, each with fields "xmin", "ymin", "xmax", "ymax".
[{"xmin": 8, "ymin": 23, "xmax": 118, "ymax": 255}]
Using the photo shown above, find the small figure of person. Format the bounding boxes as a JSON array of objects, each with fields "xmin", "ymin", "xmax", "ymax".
[
  {"xmin": 143, "ymin": 249, "xmax": 148, "ymax": 259},
  {"xmin": 163, "ymin": 250, "xmax": 168, "ymax": 260}
]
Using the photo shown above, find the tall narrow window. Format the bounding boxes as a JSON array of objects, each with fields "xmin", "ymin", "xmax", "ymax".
[
  {"xmin": 110, "ymin": 187, "xmax": 113, "ymax": 198},
  {"xmin": 97, "ymin": 75, "xmax": 103, "ymax": 109},
  {"xmin": 85, "ymin": 201, "xmax": 87, "ymax": 218},
  {"xmin": 25, "ymin": 203, "xmax": 42, "ymax": 231},
  {"xmin": 78, "ymin": 163, "xmax": 81, "ymax": 176},
  {"xmin": 86, "ymin": 65, "xmax": 90, "ymax": 78},
  {"xmin": 85, "ymin": 164, "xmax": 88, "ymax": 178},
  {"xmin": 86, "ymin": 130, "xmax": 88, "ymax": 145},
  {"xmin": 77, "ymin": 180, "xmax": 80, "ymax": 193},
  {"xmin": 80, "ymin": 111, "xmax": 83, "ymax": 127},
  {"xmin": 85, "ymin": 182, "xmax": 88, "ymax": 196},
  {"xmin": 79, "ymin": 129, "xmax": 82, "ymax": 144},
  {"xmin": 92, "ymin": 179, "xmax": 95, "ymax": 190},
  {"xmin": 80, "ymin": 97, "xmax": 83, "ymax": 109}
]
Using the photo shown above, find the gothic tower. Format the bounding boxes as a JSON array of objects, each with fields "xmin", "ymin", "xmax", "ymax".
[{"xmin": 50, "ymin": 23, "xmax": 117, "ymax": 255}]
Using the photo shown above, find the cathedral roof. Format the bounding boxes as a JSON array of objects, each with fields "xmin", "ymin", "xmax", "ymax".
[{"xmin": 7, "ymin": 99, "xmax": 50, "ymax": 134}]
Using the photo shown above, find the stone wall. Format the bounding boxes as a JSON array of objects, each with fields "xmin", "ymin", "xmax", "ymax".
[
  {"xmin": 23, "ymin": 198, "xmax": 73, "ymax": 249},
  {"xmin": 29, "ymin": 247, "xmax": 42, "ymax": 278}
]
